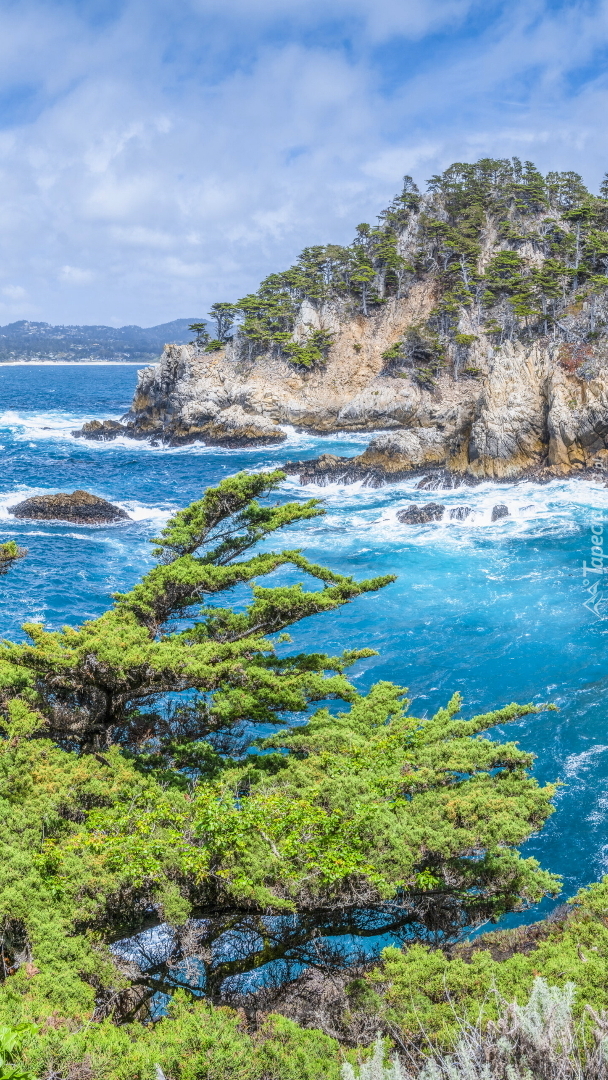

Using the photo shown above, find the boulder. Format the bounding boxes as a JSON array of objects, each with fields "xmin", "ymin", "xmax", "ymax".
[
  {"xmin": 449, "ymin": 506, "xmax": 472, "ymax": 520},
  {"xmin": 397, "ymin": 502, "xmax": 445, "ymax": 524},
  {"xmin": 195, "ymin": 406, "xmax": 286, "ymax": 447},
  {"xmin": 356, "ymin": 429, "xmax": 449, "ymax": 473},
  {"xmin": 9, "ymin": 490, "xmax": 130, "ymax": 524},
  {"xmin": 491, "ymin": 504, "xmax": 509, "ymax": 522},
  {"xmin": 72, "ymin": 419, "xmax": 128, "ymax": 441}
]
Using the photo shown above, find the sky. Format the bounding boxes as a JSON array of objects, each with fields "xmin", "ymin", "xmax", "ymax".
[{"xmin": 2, "ymin": 0, "xmax": 608, "ymax": 327}]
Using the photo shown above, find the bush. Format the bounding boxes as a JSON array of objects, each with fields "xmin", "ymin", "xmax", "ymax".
[{"xmin": 20, "ymin": 997, "xmax": 347, "ymax": 1080}]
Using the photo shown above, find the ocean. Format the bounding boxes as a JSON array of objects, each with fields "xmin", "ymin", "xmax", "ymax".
[{"xmin": 1, "ymin": 362, "xmax": 607, "ymax": 935}]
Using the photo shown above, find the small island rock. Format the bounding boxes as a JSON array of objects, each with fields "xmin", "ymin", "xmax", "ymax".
[{"xmin": 9, "ymin": 490, "xmax": 130, "ymax": 524}]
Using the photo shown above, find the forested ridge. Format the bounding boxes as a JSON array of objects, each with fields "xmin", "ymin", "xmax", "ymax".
[{"xmin": 198, "ymin": 158, "xmax": 608, "ymax": 382}]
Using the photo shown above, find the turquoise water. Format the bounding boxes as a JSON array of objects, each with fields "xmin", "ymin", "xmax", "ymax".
[{"xmin": 1, "ymin": 363, "xmax": 608, "ymax": 931}]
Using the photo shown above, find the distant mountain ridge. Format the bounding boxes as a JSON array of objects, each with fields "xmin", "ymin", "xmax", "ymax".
[{"xmin": 0, "ymin": 318, "xmax": 204, "ymax": 362}]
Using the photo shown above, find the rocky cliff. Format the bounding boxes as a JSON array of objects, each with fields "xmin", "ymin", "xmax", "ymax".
[{"xmin": 77, "ymin": 158, "xmax": 608, "ymax": 483}]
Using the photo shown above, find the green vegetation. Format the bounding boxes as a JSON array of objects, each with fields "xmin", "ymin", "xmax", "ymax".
[
  {"xmin": 382, "ymin": 325, "xmax": 446, "ymax": 386},
  {"xmin": 347, "ymin": 878, "xmax": 608, "ymax": 1052},
  {"xmin": 216, "ymin": 179, "xmax": 417, "ymax": 365},
  {"xmin": 9, "ymin": 155, "xmax": 608, "ymax": 1074},
  {"xmin": 0, "ymin": 541, "xmax": 25, "ymax": 577},
  {"xmin": 0, "ymin": 468, "xmax": 577, "ymax": 1075},
  {"xmin": 282, "ymin": 328, "xmax": 335, "ymax": 367},
  {"xmin": 206, "ymin": 157, "xmax": 608, "ymax": 383},
  {"xmin": 187, "ymin": 322, "xmax": 209, "ymax": 347},
  {"xmin": 0, "ymin": 1024, "xmax": 37, "ymax": 1080},
  {"xmin": 16, "ymin": 1004, "xmax": 350, "ymax": 1080}
]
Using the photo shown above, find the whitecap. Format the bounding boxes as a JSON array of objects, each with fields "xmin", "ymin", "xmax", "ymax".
[
  {"xmin": 0, "ymin": 408, "xmax": 125, "ymax": 442},
  {"xmin": 562, "ymin": 744, "xmax": 608, "ymax": 781},
  {"xmin": 275, "ymin": 475, "xmax": 608, "ymax": 552}
]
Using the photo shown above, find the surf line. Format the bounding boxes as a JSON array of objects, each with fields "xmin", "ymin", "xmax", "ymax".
[{"xmin": 582, "ymin": 511, "xmax": 608, "ymax": 618}]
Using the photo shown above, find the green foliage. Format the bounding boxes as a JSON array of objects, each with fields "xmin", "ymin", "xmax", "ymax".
[
  {"xmin": 218, "ymin": 181, "xmax": 416, "ymax": 359},
  {"xmin": 200, "ymin": 155, "xmax": 608, "ymax": 366},
  {"xmin": 187, "ymin": 323, "xmax": 209, "ymax": 347},
  {"xmin": 0, "ymin": 471, "xmax": 562, "ymax": 1023},
  {"xmin": 0, "ymin": 470, "xmax": 391, "ymax": 752},
  {"xmin": 282, "ymin": 329, "xmax": 335, "ymax": 368},
  {"xmin": 17, "ymin": 995, "xmax": 348, "ymax": 1079},
  {"xmin": 388, "ymin": 325, "xmax": 446, "ymax": 386},
  {"xmin": 344, "ymin": 876, "xmax": 608, "ymax": 1055},
  {"xmin": 0, "ymin": 1024, "xmax": 37, "ymax": 1080},
  {"xmin": 208, "ymin": 302, "xmax": 237, "ymax": 343},
  {"xmin": 0, "ymin": 542, "xmax": 26, "ymax": 578}
]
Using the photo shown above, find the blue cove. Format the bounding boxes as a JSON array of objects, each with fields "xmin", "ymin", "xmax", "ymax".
[{"xmin": 1, "ymin": 363, "xmax": 607, "ymax": 935}]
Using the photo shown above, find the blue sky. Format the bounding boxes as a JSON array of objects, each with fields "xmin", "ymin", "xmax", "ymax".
[{"xmin": 2, "ymin": 0, "xmax": 608, "ymax": 326}]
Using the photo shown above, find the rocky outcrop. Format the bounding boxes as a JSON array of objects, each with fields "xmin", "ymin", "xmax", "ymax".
[
  {"xmin": 491, "ymin": 504, "xmax": 509, "ymax": 521},
  {"xmin": 76, "ymin": 164, "xmax": 608, "ymax": 483},
  {"xmin": 397, "ymin": 503, "xmax": 444, "ymax": 524},
  {"xmin": 82, "ymin": 324, "xmax": 608, "ymax": 483},
  {"xmin": 73, "ymin": 420, "xmax": 131, "ymax": 441},
  {"xmin": 72, "ymin": 406, "xmax": 285, "ymax": 447},
  {"xmin": 9, "ymin": 491, "xmax": 129, "ymax": 524}
]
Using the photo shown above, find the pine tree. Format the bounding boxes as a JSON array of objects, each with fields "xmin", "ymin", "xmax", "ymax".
[{"xmin": 0, "ymin": 473, "xmax": 559, "ymax": 1017}]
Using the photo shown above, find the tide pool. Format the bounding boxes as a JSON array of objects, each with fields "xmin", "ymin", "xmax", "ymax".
[{"xmin": 0, "ymin": 363, "xmax": 606, "ymax": 932}]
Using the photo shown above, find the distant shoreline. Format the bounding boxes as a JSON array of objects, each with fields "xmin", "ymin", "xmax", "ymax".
[{"xmin": 0, "ymin": 360, "xmax": 148, "ymax": 366}]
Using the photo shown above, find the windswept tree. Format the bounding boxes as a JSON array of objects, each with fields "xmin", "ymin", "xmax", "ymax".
[
  {"xmin": 188, "ymin": 322, "xmax": 209, "ymax": 347},
  {"xmin": 0, "ymin": 471, "xmax": 559, "ymax": 1023},
  {"xmin": 209, "ymin": 302, "xmax": 237, "ymax": 343},
  {"xmin": 0, "ymin": 470, "xmax": 389, "ymax": 753},
  {"xmin": 0, "ymin": 540, "xmax": 25, "ymax": 577}
]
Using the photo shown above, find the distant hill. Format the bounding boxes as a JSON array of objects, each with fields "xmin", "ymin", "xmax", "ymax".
[{"xmin": 0, "ymin": 319, "xmax": 205, "ymax": 362}]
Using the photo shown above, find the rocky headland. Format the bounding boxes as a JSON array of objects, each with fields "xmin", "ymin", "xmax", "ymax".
[{"xmin": 74, "ymin": 159, "xmax": 608, "ymax": 486}]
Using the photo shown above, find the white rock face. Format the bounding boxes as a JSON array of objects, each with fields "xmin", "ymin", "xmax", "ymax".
[{"xmin": 119, "ymin": 293, "xmax": 608, "ymax": 477}]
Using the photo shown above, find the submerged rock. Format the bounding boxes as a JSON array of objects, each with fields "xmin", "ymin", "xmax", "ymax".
[
  {"xmin": 9, "ymin": 490, "xmax": 130, "ymax": 524},
  {"xmin": 491, "ymin": 504, "xmax": 509, "ymax": 521},
  {"xmin": 397, "ymin": 503, "xmax": 445, "ymax": 524}
]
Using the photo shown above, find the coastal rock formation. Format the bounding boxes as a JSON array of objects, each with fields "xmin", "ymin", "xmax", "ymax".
[
  {"xmin": 397, "ymin": 503, "xmax": 444, "ymax": 524},
  {"xmin": 9, "ymin": 490, "xmax": 129, "ymax": 524},
  {"xmin": 491, "ymin": 504, "xmax": 510, "ymax": 521},
  {"xmin": 80, "ymin": 160, "xmax": 608, "ymax": 481},
  {"xmin": 94, "ymin": 332, "xmax": 608, "ymax": 483},
  {"xmin": 73, "ymin": 404, "xmax": 285, "ymax": 447},
  {"xmin": 73, "ymin": 420, "xmax": 128, "ymax": 441}
]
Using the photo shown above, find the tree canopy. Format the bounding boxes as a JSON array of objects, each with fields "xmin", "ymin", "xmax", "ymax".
[
  {"xmin": 205, "ymin": 157, "xmax": 608, "ymax": 373},
  {"xmin": 0, "ymin": 471, "xmax": 559, "ymax": 1028}
]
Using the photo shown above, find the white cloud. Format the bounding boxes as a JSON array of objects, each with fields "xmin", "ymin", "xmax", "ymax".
[
  {"xmin": 59, "ymin": 266, "xmax": 94, "ymax": 284},
  {"xmin": 2, "ymin": 285, "xmax": 27, "ymax": 300},
  {"xmin": 0, "ymin": 0, "xmax": 608, "ymax": 325},
  {"xmin": 362, "ymin": 144, "xmax": 441, "ymax": 183}
]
